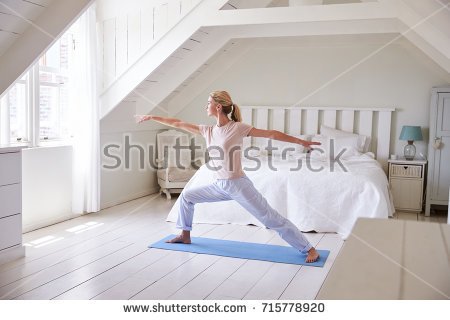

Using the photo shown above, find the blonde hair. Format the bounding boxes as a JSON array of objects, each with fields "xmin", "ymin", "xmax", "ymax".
[{"xmin": 209, "ymin": 90, "xmax": 242, "ymax": 122}]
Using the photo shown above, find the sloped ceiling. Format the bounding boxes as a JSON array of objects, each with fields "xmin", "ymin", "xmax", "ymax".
[{"xmin": 0, "ymin": 0, "xmax": 53, "ymax": 57}]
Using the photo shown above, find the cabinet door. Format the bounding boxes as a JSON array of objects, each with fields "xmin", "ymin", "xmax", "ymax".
[
  {"xmin": 0, "ymin": 152, "xmax": 21, "ymax": 186},
  {"xmin": 431, "ymin": 93, "xmax": 450, "ymax": 201},
  {"xmin": 0, "ymin": 214, "xmax": 22, "ymax": 251},
  {"xmin": 391, "ymin": 178, "xmax": 422, "ymax": 210},
  {"xmin": 0, "ymin": 184, "xmax": 21, "ymax": 219}
]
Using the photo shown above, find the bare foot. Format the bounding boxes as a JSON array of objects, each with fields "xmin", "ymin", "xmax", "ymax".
[
  {"xmin": 305, "ymin": 247, "xmax": 319, "ymax": 263},
  {"xmin": 165, "ymin": 234, "xmax": 191, "ymax": 244}
]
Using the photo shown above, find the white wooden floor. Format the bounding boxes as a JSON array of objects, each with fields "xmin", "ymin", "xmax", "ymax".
[{"xmin": 0, "ymin": 194, "xmax": 446, "ymax": 300}]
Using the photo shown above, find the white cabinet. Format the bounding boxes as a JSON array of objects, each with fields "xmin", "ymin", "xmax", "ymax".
[
  {"xmin": 0, "ymin": 147, "xmax": 25, "ymax": 265},
  {"xmin": 426, "ymin": 87, "xmax": 450, "ymax": 216},
  {"xmin": 388, "ymin": 158, "xmax": 427, "ymax": 212}
]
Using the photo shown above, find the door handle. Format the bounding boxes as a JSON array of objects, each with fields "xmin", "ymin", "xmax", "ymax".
[{"xmin": 433, "ymin": 137, "xmax": 442, "ymax": 150}]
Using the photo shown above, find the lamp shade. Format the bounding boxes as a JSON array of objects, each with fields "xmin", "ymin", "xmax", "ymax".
[{"xmin": 399, "ymin": 126, "xmax": 423, "ymax": 141}]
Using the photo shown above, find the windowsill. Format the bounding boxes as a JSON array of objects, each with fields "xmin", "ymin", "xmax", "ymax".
[
  {"xmin": 38, "ymin": 140, "xmax": 73, "ymax": 148},
  {"xmin": 0, "ymin": 140, "xmax": 73, "ymax": 150},
  {"xmin": 0, "ymin": 142, "xmax": 30, "ymax": 150}
]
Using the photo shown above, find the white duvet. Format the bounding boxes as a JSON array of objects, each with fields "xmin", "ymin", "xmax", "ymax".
[{"xmin": 166, "ymin": 153, "xmax": 394, "ymax": 239}]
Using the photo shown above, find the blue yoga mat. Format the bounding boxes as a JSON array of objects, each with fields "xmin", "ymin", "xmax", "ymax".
[{"xmin": 149, "ymin": 235, "xmax": 330, "ymax": 267}]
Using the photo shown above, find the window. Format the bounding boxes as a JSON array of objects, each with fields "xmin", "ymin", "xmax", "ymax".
[
  {"xmin": 0, "ymin": 20, "xmax": 80, "ymax": 146},
  {"xmin": 39, "ymin": 24, "xmax": 79, "ymax": 141}
]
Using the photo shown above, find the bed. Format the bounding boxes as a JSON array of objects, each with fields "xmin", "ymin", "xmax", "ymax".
[{"xmin": 166, "ymin": 106, "xmax": 396, "ymax": 239}]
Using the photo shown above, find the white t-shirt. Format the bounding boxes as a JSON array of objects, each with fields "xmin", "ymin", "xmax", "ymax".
[{"xmin": 199, "ymin": 121, "xmax": 253, "ymax": 180}]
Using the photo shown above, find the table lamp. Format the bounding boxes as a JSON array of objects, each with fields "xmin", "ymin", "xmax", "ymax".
[{"xmin": 399, "ymin": 125, "xmax": 423, "ymax": 160}]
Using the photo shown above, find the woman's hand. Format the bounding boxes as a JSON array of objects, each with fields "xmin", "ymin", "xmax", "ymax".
[
  {"xmin": 134, "ymin": 114, "xmax": 153, "ymax": 123},
  {"xmin": 302, "ymin": 140, "xmax": 321, "ymax": 152}
]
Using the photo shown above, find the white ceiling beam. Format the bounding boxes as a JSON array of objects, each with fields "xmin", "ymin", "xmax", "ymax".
[
  {"xmin": 219, "ymin": 18, "xmax": 399, "ymax": 39},
  {"xmin": 203, "ymin": 2, "xmax": 398, "ymax": 27},
  {"xmin": 374, "ymin": 0, "xmax": 450, "ymax": 73},
  {"xmin": 225, "ymin": 0, "xmax": 275, "ymax": 9},
  {"xmin": 396, "ymin": 0, "xmax": 450, "ymax": 58},
  {"xmin": 398, "ymin": 22, "xmax": 450, "ymax": 73},
  {"xmin": 0, "ymin": 0, "xmax": 94, "ymax": 96}
]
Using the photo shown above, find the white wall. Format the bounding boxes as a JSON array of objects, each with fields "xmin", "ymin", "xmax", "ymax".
[
  {"xmin": 22, "ymin": 146, "xmax": 74, "ymax": 232},
  {"xmin": 173, "ymin": 35, "xmax": 450, "ymax": 158},
  {"xmin": 100, "ymin": 101, "xmax": 168, "ymax": 209}
]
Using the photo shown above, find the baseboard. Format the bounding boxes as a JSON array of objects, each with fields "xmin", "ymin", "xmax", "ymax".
[
  {"xmin": 100, "ymin": 186, "xmax": 160, "ymax": 210},
  {"xmin": 23, "ymin": 187, "xmax": 161, "ymax": 232},
  {"xmin": 23, "ymin": 213, "xmax": 80, "ymax": 233}
]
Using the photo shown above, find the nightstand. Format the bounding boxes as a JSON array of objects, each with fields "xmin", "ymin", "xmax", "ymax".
[{"xmin": 388, "ymin": 158, "xmax": 427, "ymax": 212}]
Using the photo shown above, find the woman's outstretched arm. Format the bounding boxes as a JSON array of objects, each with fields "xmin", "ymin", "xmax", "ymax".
[
  {"xmin": 247, "ymin": 128, "xmax": 320, "ymax": 148},
  {"xmin": 135, "ymin": 115, "xmax": 201, "ymax": 135}
]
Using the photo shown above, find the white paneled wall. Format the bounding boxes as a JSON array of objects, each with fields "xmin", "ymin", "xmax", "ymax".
[{"xmin": 97, "ymin": 0, "xmax": 202, "ymax": 89}]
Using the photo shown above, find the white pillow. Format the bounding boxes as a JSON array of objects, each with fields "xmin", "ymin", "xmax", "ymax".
[
  {"xmin": 271, "ymin": 134, "xmax": 309, "ymax": 158},
  {"xmin": 320, "ymin": 125, "xmax": 369, "ymax": 153},
  {"xmin": 309, "ymin": 134, "xmax": 361, "ymax": 159}
]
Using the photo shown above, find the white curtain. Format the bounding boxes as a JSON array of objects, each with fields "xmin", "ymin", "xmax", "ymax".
[{"xmin": 70, "ymin": 4, "xmax": 100, "ymax": 214}]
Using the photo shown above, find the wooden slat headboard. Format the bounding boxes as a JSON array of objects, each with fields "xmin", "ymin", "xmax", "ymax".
[{"xmin": 240, "ymin": 106, "xmax": 395, "ymax": 171}]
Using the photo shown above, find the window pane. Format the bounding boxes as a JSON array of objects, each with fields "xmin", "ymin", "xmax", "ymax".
[
  {"xmin": 9, "ymin": 83, "xmax": 27, "ymax": 142},
  {"xmin": 39, "ymin": 83, "xmax": 70, "ymax": 140},
  {"xmin": 38, "ymin": 33, "xmax": 71, "ymax": 141},
  {"xmin": 40, "ymin": 71, "xmax": 55, "ymax": 83},
  {"xmin": 39, "ymin": 85, "xmax": 59, "ymax": 139}
]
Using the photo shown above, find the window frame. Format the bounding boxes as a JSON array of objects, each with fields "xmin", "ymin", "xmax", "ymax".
[
  {"xmin": 0, "ymin": 75, "xmax": 29, "ymax": 145},
  {"xmin": 0, "ymin": 21, "xmax": 80, "ymax": 147}
]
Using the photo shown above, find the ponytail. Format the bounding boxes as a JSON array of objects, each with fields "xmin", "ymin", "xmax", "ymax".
[
  {"xmin": 230, "ymin": 103, "xmax": 242, "ymax": 122},
  {"xmin": 210, "ymin": 91, "xmax": 243, "ymax": 122}
]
